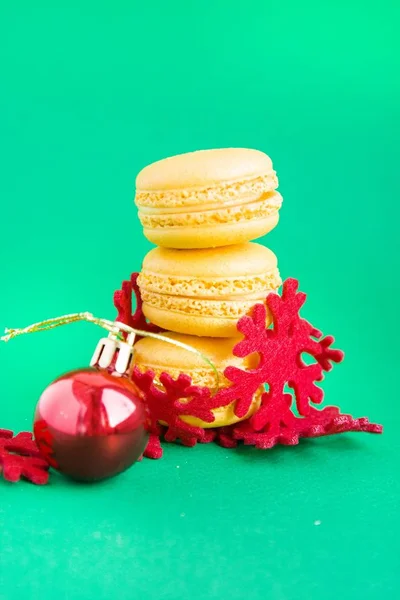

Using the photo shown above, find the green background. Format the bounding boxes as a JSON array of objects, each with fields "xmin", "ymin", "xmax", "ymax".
[{"xmin": 1, "ymin": 2, "xmax": 399, "ymax": 599}]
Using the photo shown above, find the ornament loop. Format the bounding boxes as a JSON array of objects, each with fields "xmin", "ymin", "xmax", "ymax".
[{"xmin": 2, "ymin": 312, "xmax": 220, "ymax": 389}]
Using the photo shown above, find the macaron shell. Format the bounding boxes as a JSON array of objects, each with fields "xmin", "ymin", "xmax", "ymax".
[
  {"xmin": 136, "ymin": 148, "xmax": 274, "ymax": 192},
  {"xmin": 141, "ymin": 302, "xmax": 273, "ymax": 338},
  {"xmin": 142, "ymin": 212, "xmax": 279, "ymax": 249},
  {"xmin": 141, "ymin": 242, "xmax": 278, "ymax": 279}
]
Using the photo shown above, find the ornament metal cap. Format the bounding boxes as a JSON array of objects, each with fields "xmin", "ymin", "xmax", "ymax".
[{"xmin": 90, "ymin": 324, "xmax": 136, "ymax": 375}]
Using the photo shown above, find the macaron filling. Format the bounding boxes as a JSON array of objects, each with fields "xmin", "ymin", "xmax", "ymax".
[
  {"xmin": 137, "ymin": 269, "xmax": 281, "ymax": 297},
  {"xmin": 135, "ymin": 172, "xmax": 278, "ymax": 209},
  {"xmin": 140, "ymin": 290, "xmax": 276, "ymax": 319},
  {"xmin": 138, "ymin": 270, "xmax": 281, "ymax": 322},
  {"xmin": 138, "ymin": 191, "xmax": 282, "ymax": 230}
]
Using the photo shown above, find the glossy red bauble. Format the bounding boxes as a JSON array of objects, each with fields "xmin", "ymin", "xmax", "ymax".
[{"xmin": 33, "ymin": 368, "xmax": 149, "ymax": 481}]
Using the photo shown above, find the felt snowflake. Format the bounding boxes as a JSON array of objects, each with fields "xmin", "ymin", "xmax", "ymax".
[
  {"xmin": 114, "ymin": 273, "xmax": 162, "ymax": 336},
  {"xmin": 131, "ymin": 369, "xmax": 216, "ymax": 451},
  {"xmin": 0, "ymin": 429, "xmax": 49, "ymax": 484},
  {"xmin": 114, "ymin": 275, "xmax": 383, "ymax": 459}
]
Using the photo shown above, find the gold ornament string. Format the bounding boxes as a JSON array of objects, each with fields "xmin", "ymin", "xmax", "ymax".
[{"xmin": 1, "ymin": 312, "xmax": 220, "ymax": 390}]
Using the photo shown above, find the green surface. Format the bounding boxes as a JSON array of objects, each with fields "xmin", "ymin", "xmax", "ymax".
[{"xmin": 0, "ymin": 2, "xmax": 399, "ymax": 599}]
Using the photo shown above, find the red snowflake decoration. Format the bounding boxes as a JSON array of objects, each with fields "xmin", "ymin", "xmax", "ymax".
[
  {"xmin": 115, "ymin": 274, "xmax": 382, "ymax": 459},
  {"xmin": 33, "ymin": 419, "xmax": 59, "ymax": 469},
  {"xmin": 0, "ymin": 429, "xmax": 49, "ymax": 484},
  {"xmin": 114, "ymin": 273, "xmax": 162, "ymax": 337}
]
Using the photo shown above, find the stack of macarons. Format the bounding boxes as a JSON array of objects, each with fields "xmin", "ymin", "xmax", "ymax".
[{"xmin": 133, "ymin": 148, "xmax": 283, "ymax": 427}]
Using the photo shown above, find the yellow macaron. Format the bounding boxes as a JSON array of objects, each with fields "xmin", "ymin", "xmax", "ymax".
[
  {"xmin": 133, "ymin": 332, "xmax": 263, "ymax": 428},
  {"xmin": 135, "ymin": 148, "xmax": 282, "ymax": 249},
  {"xmin": 137, "ymin": 242, "xmax": 281, "ymax": 337}
]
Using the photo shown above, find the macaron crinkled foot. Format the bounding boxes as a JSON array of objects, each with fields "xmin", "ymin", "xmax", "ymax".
[
  {"xmin": 133, "ymin": 332, "xmax": 263, "ymax": 428},
  {"xmin": 135, "ymin": 147, "xmax": 282, "ymax": 249},
  {"xmin": 137, "ymin": 242, "xmax": 282, "ymax": 338}
]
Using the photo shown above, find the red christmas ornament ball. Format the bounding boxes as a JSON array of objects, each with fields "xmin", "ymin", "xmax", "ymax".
[{"xmin": 33, "ymin": 368, "xmax": 149, "ymax": 481}]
